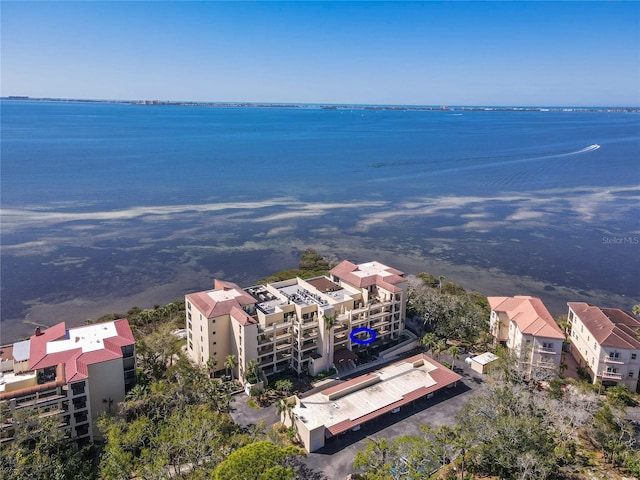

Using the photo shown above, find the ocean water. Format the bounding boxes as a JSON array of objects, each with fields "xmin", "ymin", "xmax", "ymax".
[{"xmin": 1, "ymin": 100, "xmax": 639, "ymax": 341}]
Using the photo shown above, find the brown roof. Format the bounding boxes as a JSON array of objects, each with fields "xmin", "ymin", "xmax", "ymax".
[
  {"xmin": 306, "ymin": 276, "xmax": 342, "ymax": 293},
  {"xmin": 489, "ymin": 296, "xmax": 564, "ymax": 340},
  {"xmin": 568, "ymin": 302, "xmax": 640, "ymax": 349}
]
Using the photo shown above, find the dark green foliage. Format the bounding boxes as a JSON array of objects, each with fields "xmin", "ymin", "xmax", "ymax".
[
  {"xmin": 298, "ymin": 248, "xmax": 330, "ymax": 271},
  {"xmin": 260, "ymin": 249, "xmax": 330, "ymax": 283},
  {"xmin": 213, "ymin": 441, "xmax": 305, "ymax": 480},
  {"xmin": 606, "ymin": 384, "xmax": 637, "ymax": 407},
  {"xmin": 0, "ymin": 410, "xmax": 96, "ymax": 480},
  {"xmin": 417, "ymin": 272, "xmax": 438, "ymax": 287}
]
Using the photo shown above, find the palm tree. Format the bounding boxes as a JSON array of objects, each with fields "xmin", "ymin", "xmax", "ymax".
[
  {"xmin": 633, "ymin": 304, "xmax": 640, "ymax": 317},
  {"xmin": 245, "ymin": 359, "xmax": 261, "ymax": 384},
  {"xmin": 419, "ymin": 333, "xmax": 437, "ymax": 354},
  {"xmin": 433, "ymin": 340, "xmax": 447, "ymax": 361},
  {"xmin": 448, "ymin": 345, "xmax": 460, "ymax": 370},
  {"xmin": 275, "ymin": 398, "xmax": 294, "ymax": 427},
  {"xmin": 206, "ymin": 357, "xmax": 218, "ymax": 378},
  {"xmin": 224, "ymin": 354, "xmax": 238, "ymax": 381},
  {"xmin": 323, "ymin": 314, "xmax": 337, "ymax": 367},
  {"xmin": 438, "ymin": 275, "xmax": 446, "ymax": 294}
]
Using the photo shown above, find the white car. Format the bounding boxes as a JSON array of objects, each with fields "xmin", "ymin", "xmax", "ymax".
[{"xmin": 464, "ymin": 356, "xmax": 473, "ymax": 365}]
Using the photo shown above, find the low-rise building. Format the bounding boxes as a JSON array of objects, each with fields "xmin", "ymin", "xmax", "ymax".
[
  {"xmin": 283, "ymin": 353, "xmax": 461, "ymax": 452},
  {"xmin": 488, "ymin": 296, "xmax": 565, "ymax": 377},
  {"xmin": 0, "ymin": 320, "xmax": 136, "ymax": 445},
  {"xmin": 185, "ymin": 260, "xmax": 408, "ymax": 379},
  {"xmin": 567, "ymin": 302, "xmax": 640, "ymax": 391}
]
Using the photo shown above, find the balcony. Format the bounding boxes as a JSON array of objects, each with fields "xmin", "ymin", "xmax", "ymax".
[
  {"xmin": 603, "ymin": 356, "xmax": 624, "ymax": 365},
  {"xmin": 601, "ymin": 371, "xmax": 623, "ymax": 379},
  {"xmin": 535, "ymin": 361, "xmax": 557, "ymax": 369},
  {"xmin": 275, "ymin": 342, "xmax": 292, "ymax": 352},
  {"xmin": 535, "ymin": 347, "xmax": 558, "ymax": 354},
  {"xmin": 302, "ymin": 329, "xmax": 319, "ymax": 339}
]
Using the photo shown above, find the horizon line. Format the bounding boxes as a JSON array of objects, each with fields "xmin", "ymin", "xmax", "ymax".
[{"xmin": 2, "ymin": 95, "xmax": 639, "ymax": 111}]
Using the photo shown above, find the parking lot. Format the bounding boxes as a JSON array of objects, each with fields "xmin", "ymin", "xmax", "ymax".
[
  {"xmin": 302, "ymin": 363, "xmax": 485, "ymax": 479},
  {"xmin": 229, "ymin": 357, "xmax": 485, "ymax": 480}
]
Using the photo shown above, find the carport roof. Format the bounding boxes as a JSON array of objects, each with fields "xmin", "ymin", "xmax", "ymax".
[{"xmin": 294, "ymin": 353, "xmax": 461, "ymax": 437}]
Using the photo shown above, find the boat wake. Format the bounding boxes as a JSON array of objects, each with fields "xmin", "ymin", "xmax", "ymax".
[{"xmin": 369, "ymin": 144, "xmax": 603, "ymax": 183}]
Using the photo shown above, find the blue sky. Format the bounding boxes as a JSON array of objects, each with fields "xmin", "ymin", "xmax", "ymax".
[{"xmin": 1, "ymin": 1, "xmax": 638, "ymax": 106}]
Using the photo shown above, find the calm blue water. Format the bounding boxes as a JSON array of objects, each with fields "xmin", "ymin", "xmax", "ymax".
[{"xmin": 1, "ymin": 100, "xmax": 639, "ymax": 339}]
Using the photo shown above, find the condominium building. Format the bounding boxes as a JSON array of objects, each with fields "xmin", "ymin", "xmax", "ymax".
[
  {"xmin": 488, "ymin": 296, "xmax": 565, "ymax": 376},
  {"xmin": 568, "ymin": 302, "xmax": 640, "ymax": 391},
  {"xmin": 185, "ymin": 260, "xmax": 408, "ymax": 379},
  {"xmin": 0, "ymin": 319, "xmax": 136, "ymax": 445}
]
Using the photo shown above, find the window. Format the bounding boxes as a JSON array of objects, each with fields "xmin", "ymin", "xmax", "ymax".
[
  {"xmin": 188, "ymin": 321, "xmax": 192, "ymax": 330},
  {"xmin": 200, "ymin": 325, "xmax": 202, "ymax": 332},
  {"xmin": 543, "ymin": 342, "xmax": 553, "ymax": 349},
  {"xmin": 213, "ymin": 341, "xmax": 216, "ymax": 345},
  {"xmin": 629, "ymin": 371, "xmax": 634, "ymax": 378},
  {"xmin": 188, "ymin": 302, "xmax": 191, "ymax": 310},
  {"xmin": 587, "ymin": 335, "xmax": 590, "ymax": 342},
  {"xmin": 189, "ymin": 342, "xmax": 193, "ymax": 350},
  {"xmin": 212, "ymin": 331, "xmax": 216, "ymax": 335},
  {"xmin": 212, "ymin": 319, "xmax": 216, "ymax": 324},
  {"xmin": 593, "ymin": 342, "xmax": 596, "ymax": 350},
  {"xmin": 581, "ymin": 325, "xmax": 584, "ymax": 333},
  {"xmin": 188, "ymin": 312, "xmax": 192, "ymax": 320},
  {"xmin": 632, "ymin": 354, "xmax": 637, "ymax": 360}
]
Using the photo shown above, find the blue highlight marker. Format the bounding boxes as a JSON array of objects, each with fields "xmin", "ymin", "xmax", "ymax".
[{"xmin": 350, "ymin": 327, "xmax": 376, "ymax": 345}]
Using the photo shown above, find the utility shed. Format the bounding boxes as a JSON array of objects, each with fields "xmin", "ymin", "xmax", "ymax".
[{"xmin": 470, "ymin": 352, "xmax": 499, "ymax": 374}]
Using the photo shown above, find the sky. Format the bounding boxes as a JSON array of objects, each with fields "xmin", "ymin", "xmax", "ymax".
[{"xmin": 1, "ymin": 1, "xmax": 639, "ymax": 107}]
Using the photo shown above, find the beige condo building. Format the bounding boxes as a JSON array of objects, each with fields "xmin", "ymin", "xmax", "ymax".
[
  {"xmin": 488, "ymin": 295, "xmax": 565, "ymax": 377},
  {"xmin": 185, "ymin": 260, "xmax": 408, "ymax": 379},
  {"xmin": 1, "ymin": 319, "xmax": 136, "ymax": 445},
  {"xmin": 568, "ymin": 302, "xmax": 640, "ymax": 392}
]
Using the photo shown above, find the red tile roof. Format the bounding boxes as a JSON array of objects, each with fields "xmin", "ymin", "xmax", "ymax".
[
  {"xmin": 568, "ymin": 302, "xmax": 640, "ymax": 349},
  {"xmin": 330, "ymin": 260, "xmax": 405, "ymax": 293},
  {"xmin": 321, "ymin": 353, "xmax": 462, "ymax": 437},
  {"xmin": 489, "ymin": 296, "xmax": 564, "ymax": 340},
  {"xmin": 230, "ymin": 305, "xmax": 257, "ymax": 327},
  {"xmin": 28, "ymin": 319, "xmax": 135, "ymax": 382},
  {"xmin": 186, "ymin": 280, "xmax": 256, "ymax": 318}
]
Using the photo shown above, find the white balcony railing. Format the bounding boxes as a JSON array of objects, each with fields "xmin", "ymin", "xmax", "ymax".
[
  {"xmin": 603, "ymin": 356, "xmax": 624, "ymax": 365},
  {"xmin": 600, "ymin": 371, "xmax": 623, "ymax": 379}
]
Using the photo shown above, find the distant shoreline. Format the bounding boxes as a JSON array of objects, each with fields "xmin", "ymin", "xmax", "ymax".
[{"xmin": 2, "ymin": 96, "xmax": 638, "ymax": 113}]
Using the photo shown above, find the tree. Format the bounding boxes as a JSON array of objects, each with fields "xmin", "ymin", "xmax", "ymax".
[
  {"xmin": 323, "ymin": 314, "xmax": 337, "ymax": 367},
  {"xmin": 418, "ymin": 332, "xmax": 437, "ymax": 354},
  {"xmin": 0, "ymin": 409, "xmax": 96, "ymax": 480},
  {"xmin": 213, "ymin": 441, "xmax": 304, "ymax": 480},
  {"xmin": 275, "ymin": 379, "xmax": 294, "ymax": 395},
  {"xmin": 245, "ymin": 359, "xmax": 262, "ymax": 384},
  {"xmin": 276, "ymin": 398, "xmax": 295, "ymax": 428},
  {"xmin": 298, "ymin": 248, "xmax": 330, "ymax": 272},
  {"xmin": 456, "ymin": 382, "xmax": 560, "ymax": 479},
  {"xmin": 353, "ymin": 436, "xmax": 396, "ymax": 480},
  {"xmin": 632, "ymin": 304, "xmax": 640, "ymax": 317},
  {"xmin": 225, "ymin": 354, "xmax": 238, "ymax": 381},
  {"xmin": 448, "ymin": 345, "xmax": 460, "ymax": 370}
]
